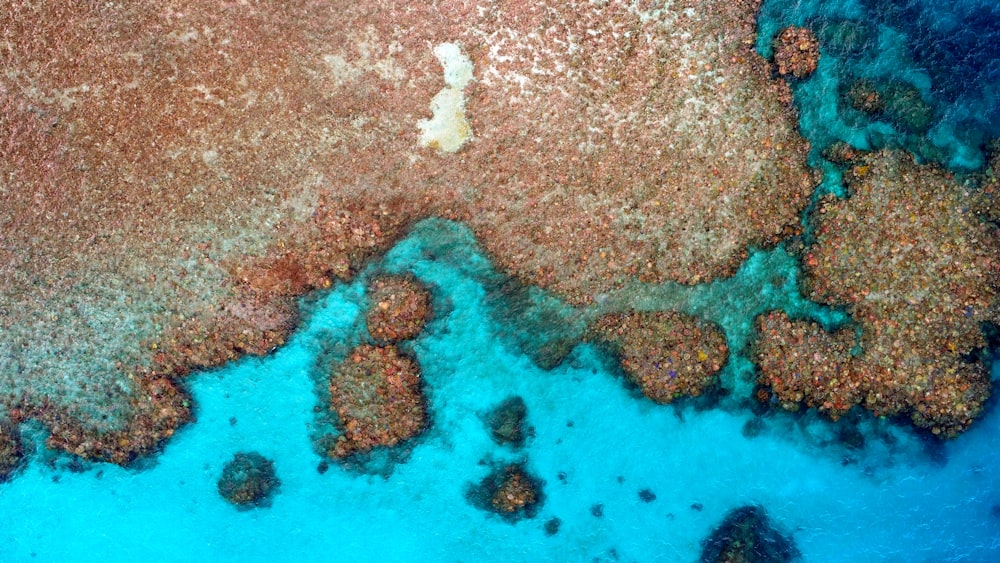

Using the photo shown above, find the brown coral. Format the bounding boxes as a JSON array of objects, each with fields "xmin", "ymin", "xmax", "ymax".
[
  {"xmin": 0, "ymin": 0, "xmax": 812, "ymax": 462},
  {"xmin": 590, "ymin": 311, "xmax": 729, "ymax": 404},
  {"xmin": 773, "ymin": 26, "xmax": 821, "ymax": 79},
  {"xmin": 327, "ymin": 344, "xmax": 427, "ymax": 458},
  {"xmin": 755, "ymin": 151, "xmax": 998, "ymax": 436},
  {"xmin": 365, "ymin": 276, "xmax": 432, "ymax": 343}
]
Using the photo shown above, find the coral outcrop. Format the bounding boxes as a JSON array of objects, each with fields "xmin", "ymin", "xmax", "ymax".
[
  {"xmin": 591, "ymin": 311, "xmax": 729, "ymax": 404},
  {"xmin": 773, "ymin": 27, "xmax": 820, "ymax": 79},
  {"xmin": 217, "ymin": 452, "xmax": 280, "ymax": 509},
  {"xmin": 365, "ymin": 275, "xmax": 432, "ymax": 343},
  {"xmin": 755, "ymin": 151, "xmax": 998, "ymax": 436},
  {"xmin": 327, "ymin": 345, "xmax": 427, "ymax": 458}
]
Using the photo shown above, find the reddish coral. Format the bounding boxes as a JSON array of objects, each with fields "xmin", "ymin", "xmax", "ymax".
[
  {"xmin": 773, "ymin": 27, "xmax": 821, "ymax": 79},
  {"xmin": 590, "ymin": 311, "xmax": 728, "ymax": 403},
  {"xmin": 755, "ymin": 151, "xmax": 998, "ymax": 436},
  {"xmin": 327, "ymin": 345, "xmax": 427, "ymax": 458},
  {"xmin": 365, "ymin": 276, "xmax": 432, "ymax": 343}
]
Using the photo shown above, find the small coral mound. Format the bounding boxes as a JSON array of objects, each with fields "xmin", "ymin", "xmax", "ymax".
[
  {"xmin": 217, "ymin": 452, "xmax": 280, "ymax": 510},
  {"xmin": 467, "ymin": 463, "xmax": 544, "ymax": 522},
  {"xmin": 365, "ymin": 275, "xmax": 432, "ymax": 343},
  {"xmin": 486, "ymin": 396, "xmax": 529, "ymax": 448},
  {"xmin": 327, "ymin": 344, "xmax": 427, "ymax": 458},
  {"xmin": 590, "ymin": 311, "xmax": 728, "ymax": 404},
  {"xmin": 773, "ymin": 27, "xmax": 820, "ymax": 79},
  {"xmin": 0, "ymin": 421, "xmax": 25, "ymax": 483},
  {"xmin": 755, "ymin": 151, "xmax": 998, "ymax": 436},
  {"xmin": 700, "ymin": 505, "xmax": 800, "ymax": 563}
]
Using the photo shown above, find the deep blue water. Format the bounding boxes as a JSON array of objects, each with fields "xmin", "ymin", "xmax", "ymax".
[
  {"xmin": 758, "ymin": 0, "xmax": 1000, "ymax": 170},
  {"xmin": 2, "ymin": 0, "xmax": 1000, "ymax": 560}
]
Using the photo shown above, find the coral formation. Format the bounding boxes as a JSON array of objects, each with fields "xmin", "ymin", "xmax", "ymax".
[
  {"xmin": 700, "ymin": 504, "xmax": 800, "ymax": 562},
  {"xmin": 327, "ymin": 345, "xmax": 427, "ymax": 458},
  {"xmin": 485, "ymin": 396, "xmax": 529, "ymax": 448},
  {"xmin": 217, "ymin": 452, "xmax": 280, "ymax": 510},
  {"xmin": 773, "ymin": 27, "xmax": 821, "ymax": 79},
  {"xmin": 755, "ymin": 151, "xmax": 998, "ymax": 436},
  {"xmin": 590, "ymin": 311, "xmax": 729, "ymax": 404},
  {"xmin": 0, "ymin": 0, "xmax": 812, "ymax": 461},
  {"xmin": 467, "ymin": 463, "xmax": 544, "ymax": 522},
  {"xmin": 0, "ymin": 421, "xmax": 25, "ymax": 483},
  {"xmin": 365, "ymin": 275, "xmax": 432, "ymax": 343}
]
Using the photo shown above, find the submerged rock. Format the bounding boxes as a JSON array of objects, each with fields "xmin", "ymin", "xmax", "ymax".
[
  {"xmin": 700, "ymin": 505, "xmax": 800, "ymax": 562},
  {"xmin": 486, "ymin": 396, "xmax": 529, "ymax": 448},
  {"xmin": 842, "ymin": 78, "xmax": 885, "ymax": 115},
  {"xmin": 365, "ymin": 275, "xmax": 432, "ymax": 343},
  {"xmin": 590, "ymin": 311, "xmax": 728, "ymax": 405},
  {"xmin": 466, "ymin": 463, "xmax": 544, "ymax": 522},
  {"xmin": 217, "ymin": 452, "xmax": 280, "ymax": 509},
  {"xmin": 327, "ymin": 344, "xmax": 427, "ymax": 458}
]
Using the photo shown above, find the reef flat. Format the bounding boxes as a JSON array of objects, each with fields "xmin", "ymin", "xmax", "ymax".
[{"xmin": 0, "ymin": 0, "xmax": 813, "ymax": 461}]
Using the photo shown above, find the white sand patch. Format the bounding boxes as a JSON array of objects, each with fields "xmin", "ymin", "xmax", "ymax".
[{"xmin": 417, "ymin": 42, "xmax": 474, "ymax": 153}]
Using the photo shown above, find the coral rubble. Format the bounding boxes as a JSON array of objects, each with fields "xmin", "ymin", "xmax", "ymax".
[{"xmin": 755, "ymin": 151, "xmax": 998, "ymax": 436}]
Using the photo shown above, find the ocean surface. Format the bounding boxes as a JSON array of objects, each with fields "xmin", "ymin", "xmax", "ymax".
[{"xmin": 2, "ymin": 0, "xmax": 1000, "ymax": 561}]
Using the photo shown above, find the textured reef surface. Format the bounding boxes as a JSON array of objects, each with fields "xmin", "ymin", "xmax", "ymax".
[
  {"xmin": 1, "ymin": 0, "xmax": 1000, "ymax": 560},
  {"xmin": 0, "ymin": 0, "xmax": 818, "ymax": 461}
]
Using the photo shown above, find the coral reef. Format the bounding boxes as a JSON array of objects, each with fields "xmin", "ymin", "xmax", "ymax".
[
  {"xmin": 327, "ymin": 345, "xmax": 427, "ymax": 458},
  {"xmin": 0, "ymin": 0, "xmax": 812, "ymax": 461},
  {"xmin": 700, "ymin": 505, "xmax": 800, "ymax": 562},
  {"xmin": 0, "ymin": 421, "xmax": 25, "ymax": 483},
  {"xmin": 365, "ymin": 275, "xmax": 432, "ymax": 343},
  {"xmin": 590, "ymin": 311, "xmax": 729, "ymax": 404},
  {"xmin": 755, "ymin": 151, "xmax": 998, "ymax": 436},
  {"xmin": 485, "ymin": 396, "xmax": 529, "ymax": 448},
  {"xmin": 842, "ymin": 79, "xmax": 885, "ymax": 115},
  {"xmin": 773, "ymin": 27, "xmax": 821, "ymax": 79},
  {"xmin": 467, "ymin": 463, "xmax": 544, "ymax": 522},
  {"xmin": 217, "ymin": 451, "xmax": 280, "ymax": 510}
]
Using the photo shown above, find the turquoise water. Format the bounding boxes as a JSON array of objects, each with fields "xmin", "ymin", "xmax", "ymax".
[
  {"xmin": 3, "ymin": 1, "xmax": 1000, "ymax": 560},
  {"xmin": 2, "ymin": 219, "xmax": 999, "ymax": 561}
]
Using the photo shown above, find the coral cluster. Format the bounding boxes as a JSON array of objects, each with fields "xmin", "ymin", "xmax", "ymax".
[
  {"xmin": 0, "ymin": 422, "xmax": 25, "ymax": 483},
  {"xmin": 0, "ymin": 0, "xmax": 812, "ymax": 462},
  {"xmin": 590, "ymin": 311, "xmax": 729, "ymax": 404},
  {"xmin": 467, "ymin": 463, "xmax": 544, "ymax": 522},
  {"xmin": 486, "ymin": 396, "xmax": 529, "ymax": 449},
  {"xmin": 773, "ymin": 26, "xmax": 821, "ymax": 79},
  {"xmin": 365, "ymin": 276, "xmax": 432, "ymax": 343},
  {"xmin": 755, "ymin": 151, "xmax": 998, "ymax": 436},
  {"xmin": 217, "ymin": 451, "xmax": 280, "ymax": 509},
  {"xmin": 700, "ymin": 505, "xmax": 800, "ymax": 562},
  {"xmin": 327, "ymin": 345, "xmax": 427, "ymax": 458}
]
